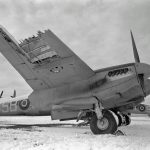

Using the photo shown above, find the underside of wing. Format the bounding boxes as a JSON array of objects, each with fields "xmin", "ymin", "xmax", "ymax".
[
  {"xmin": 0, "ymin": 26, "xmax": 95, "ymax": 90},
  {"xmin": 51, "ymin": 97, "xmax": 97, "ymax": 120},
  {"xmin": 20, "ymin": 29, "xmax": 95, "ymax": 87}
]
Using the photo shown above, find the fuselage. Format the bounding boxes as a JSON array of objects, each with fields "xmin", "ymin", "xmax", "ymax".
[{"xmin": 1, "ymin": 62, "xmax": 150, "ymax": 119}]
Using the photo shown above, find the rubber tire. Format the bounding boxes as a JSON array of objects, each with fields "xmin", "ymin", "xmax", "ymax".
[
  {"xmin": 90, "ymin": 110, "xmax": 117, "ymax": 135},
  {"xmin": 116, "ymin": 113, "xmax": 122, "ymax": 127},
  {"xmin": 124, "ymin": 115, "xmax": 131, "ymax": 126}
]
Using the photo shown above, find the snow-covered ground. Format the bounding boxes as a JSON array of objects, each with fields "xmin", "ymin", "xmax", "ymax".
[{"xmin": 0, "ymin": 116, "xmax": 150, "ymax": 150}]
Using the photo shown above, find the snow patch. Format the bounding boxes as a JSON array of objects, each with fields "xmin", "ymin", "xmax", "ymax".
[{"xmin": 0, "ymin": 116, "xmax": 150, "ymax": 149}]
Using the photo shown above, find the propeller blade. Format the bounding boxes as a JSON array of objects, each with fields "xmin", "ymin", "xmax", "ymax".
[
  {"xmin": 0, "ymin": 91, "xmax": 3, "ymax": 98},
  {"xmin": 130, "ymin": 30, "xmax": 140, "ymax": 63}
]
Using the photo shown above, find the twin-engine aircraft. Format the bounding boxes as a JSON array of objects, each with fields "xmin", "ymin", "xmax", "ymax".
[{"xmin": 0, "ymin": 26, "xmax": 150, "ymax": 134}]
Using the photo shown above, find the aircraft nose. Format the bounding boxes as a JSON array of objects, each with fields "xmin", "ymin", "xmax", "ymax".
[
  {"xmin": 135, "ymin": 63, "xmax": 150, "ymax": 79},
  {"xmin": 144, "ymin": 79, "xmax": 150, "ymax": 96}
]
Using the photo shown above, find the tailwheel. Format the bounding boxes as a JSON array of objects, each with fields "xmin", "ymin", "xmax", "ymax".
[{"xmin": 90, "ymin": 110, "xmax": 118, "ymax": 135}]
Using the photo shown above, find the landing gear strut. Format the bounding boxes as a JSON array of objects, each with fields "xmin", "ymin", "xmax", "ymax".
[{"xmin": 90, "ymin": 110, "xmax": 131, "ymax": 135}]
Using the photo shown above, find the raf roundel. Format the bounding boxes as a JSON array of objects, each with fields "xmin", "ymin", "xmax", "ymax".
[
  {"xmin": 137, "ymin": 104, "xmax": 146, "ymax": 112},
  {"xmin": 19, "ymin": 99, "xmax": 30, "ymax": 110}
]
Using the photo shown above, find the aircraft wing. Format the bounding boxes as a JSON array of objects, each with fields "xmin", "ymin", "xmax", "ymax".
[{"xmin": 0, "ymin": 26, "xmax": 95, "ymax": 90}]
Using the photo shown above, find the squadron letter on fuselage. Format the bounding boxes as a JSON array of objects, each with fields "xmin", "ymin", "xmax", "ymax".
[{"xmin": 0, "ymin": 25, "xmax": 150, "ymax": 134}]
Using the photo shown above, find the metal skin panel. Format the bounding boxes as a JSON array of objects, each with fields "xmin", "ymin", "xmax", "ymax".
[
  {"xmin": 0, "ymin": 27, "xmax": 95, "ymax": 90},
  {"xmin": 51, "ymin": 110, "xmax": 79, "ymax": 120},
  {"xmin": 0, "ymin": 29, "xmax": 48, "ymax": 90},
  {"xmin": 6, "ymin": 63, "xmax": 143, "ymax": 118},
  {"xmin": 0, "ymin": 62, "xmax": 149, "ymax": 120},
  {"xmin": 27, "ymin": 63, "xmax": 147, "ymax": 119},
  {"xmin": 1, "ymin": 26, "xmax": 150, "ymax": 121},
  {"xmin": 90, "ymin": 64, "xmax": 144, "ymax": 109},
  {"xmin": 43, "ymin": 30, "xmax": 95, "ymax": 78},
  {"xmin": 32, "ymin": 30, "xmax": 95, "ymax": 86}
]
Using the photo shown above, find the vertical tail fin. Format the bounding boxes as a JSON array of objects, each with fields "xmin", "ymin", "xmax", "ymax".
[{"xmin": 0, "ymin": 91, "xmax": 3, "ymax": 98}]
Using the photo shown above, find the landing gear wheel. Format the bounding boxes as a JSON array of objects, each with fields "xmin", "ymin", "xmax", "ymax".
[
  {"xmin": 116, "ymin": 113, "xmax": 122, "ymax": 127},
  {"xmin": 90, "ymin": 110, "xmax": 118, "ymax": 135},
  {"xmin": 124, "ymin": 115, "xmax": 131, "ymax": 126}
]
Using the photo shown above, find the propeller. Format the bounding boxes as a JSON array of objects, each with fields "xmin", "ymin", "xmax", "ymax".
[
  {"xmin": 0, "ymin": 91, "xmax": 3, "ymax": 98},
  {"xmin": 130, "ymin": 30, "xmax": 140, "ymax": 63},
  {"xmin": 130, "ymin": 31, "xmax": 145, "ymax": 96},
  {"xmin": 11, "ymin": 90, "xmax": 16, "ymax": 98}
]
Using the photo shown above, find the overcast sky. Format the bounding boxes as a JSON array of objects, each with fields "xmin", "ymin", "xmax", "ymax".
[{"xmin": 0, "ymin": 0, "xmax": 150, "ymax": 97}]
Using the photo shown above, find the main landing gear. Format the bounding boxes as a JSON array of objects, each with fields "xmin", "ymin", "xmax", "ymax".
[{"xmin": 89, "ymin": 109, "xmax": 131, "ymax": 135}]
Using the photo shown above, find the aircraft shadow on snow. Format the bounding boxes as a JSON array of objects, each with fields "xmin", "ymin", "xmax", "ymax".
[{"xmin": 0, "ymin": 123, "xmax": 83, "ymax": 131}]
